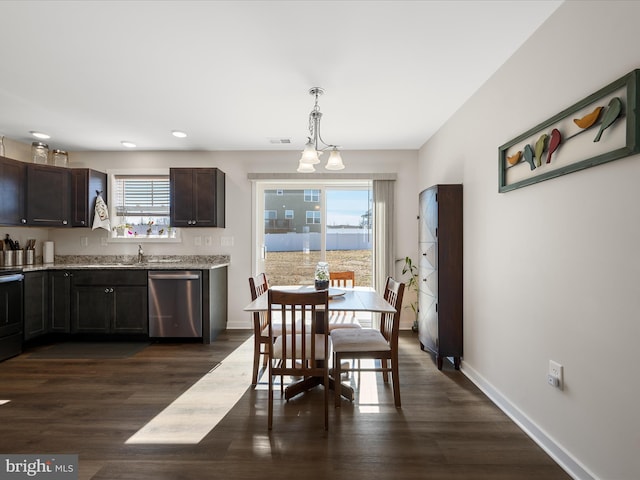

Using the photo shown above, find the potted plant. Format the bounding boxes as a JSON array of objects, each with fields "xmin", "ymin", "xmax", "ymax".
[{"xmin": 402, "ymin": 256, "xmax": 419, "ymax": 332}]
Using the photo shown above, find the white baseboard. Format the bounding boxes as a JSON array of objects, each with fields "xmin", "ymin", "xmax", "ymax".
[{"xmin": 461, "ymin": 362, "xmax": 597, "ymax": 480}]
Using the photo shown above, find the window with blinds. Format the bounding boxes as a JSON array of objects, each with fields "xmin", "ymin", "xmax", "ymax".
[
  {"xmin": 111, "ymin": 174, "xmax": 176, "ymax": 240},
  {"xmin": 115, "ymin": 175, "xmax": 170, "ymax": 216}
]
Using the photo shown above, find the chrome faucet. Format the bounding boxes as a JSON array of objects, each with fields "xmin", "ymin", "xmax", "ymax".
[{"xmin": 137, "ymin": 244, "xmax": 144, "ymax": 264}]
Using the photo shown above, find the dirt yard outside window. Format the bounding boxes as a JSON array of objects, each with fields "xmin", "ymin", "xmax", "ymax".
[{"xmin": 264, "ymin": 250, "xmax": 372, "ymax": 287}]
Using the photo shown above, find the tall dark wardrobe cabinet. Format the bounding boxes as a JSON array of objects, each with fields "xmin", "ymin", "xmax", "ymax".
[{"xmin": 418, "ymin": 184, "xmax": 463, "ymax": 370}]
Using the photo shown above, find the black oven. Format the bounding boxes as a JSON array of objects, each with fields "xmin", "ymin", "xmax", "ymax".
[{"xmin": 0, "ymin": 271, "xmax": 24, "ymax": 362}]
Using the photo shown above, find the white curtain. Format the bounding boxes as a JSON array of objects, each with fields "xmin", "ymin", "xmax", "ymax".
[{"xmin": 373, "ymin": 180, "xmax": 395, "ymax": 293}]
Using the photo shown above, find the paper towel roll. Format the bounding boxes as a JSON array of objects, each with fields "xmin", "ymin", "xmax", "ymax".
[{"xmin": 43, "ymin": 241, "xmax": 54, "ymax": 264}]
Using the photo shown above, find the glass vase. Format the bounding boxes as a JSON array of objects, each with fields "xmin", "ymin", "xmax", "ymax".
[{"xmin": 314, "ymin": 261, "xmax": 330, "ymax": 290}]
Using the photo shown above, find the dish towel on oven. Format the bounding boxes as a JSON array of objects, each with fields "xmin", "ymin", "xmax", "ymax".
[{"xmin": 92, "ymin": 194, "xmax": 111, "ymax": 231}]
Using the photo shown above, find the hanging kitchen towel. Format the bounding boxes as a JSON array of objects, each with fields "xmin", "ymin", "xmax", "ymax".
[{"xmin": 92, "ymin": 194, "xmax": 111, "ymax": 231}]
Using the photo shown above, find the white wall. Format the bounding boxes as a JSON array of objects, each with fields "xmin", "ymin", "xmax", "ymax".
[
  {"xmin": 6, "ymin": 148, "xmax": 417, "ymax": 330},
  {"xmin": 418, "ymin": 2, "xmax": 640, "ymax": 479}
]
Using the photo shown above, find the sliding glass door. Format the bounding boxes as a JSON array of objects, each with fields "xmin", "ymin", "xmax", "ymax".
[{"xmin": 255, "ymin": 181, "xmax": 372, "ymax": 287}]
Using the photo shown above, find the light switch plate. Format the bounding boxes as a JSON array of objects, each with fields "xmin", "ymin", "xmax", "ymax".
[{"xmin": 548, "ymin": 360, "xmax": 564, "ymax": 390}]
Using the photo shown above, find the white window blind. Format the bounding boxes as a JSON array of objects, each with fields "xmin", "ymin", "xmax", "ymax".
[{"xmin": 115, "ymin": 175, "xmax": 170, "ymax": 216}]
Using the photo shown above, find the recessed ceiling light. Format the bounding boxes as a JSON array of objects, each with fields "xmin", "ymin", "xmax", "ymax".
[
  {"xmin": 30, "ymin": 131, "xmax": 50, "ymax": 139},
  {"xmin": 121, "ymin": 141, "xmax": 137, "ymax": 148},
  {"xmin": 172, "ymin": 130, "xmax": 187, "ymax": 138}
]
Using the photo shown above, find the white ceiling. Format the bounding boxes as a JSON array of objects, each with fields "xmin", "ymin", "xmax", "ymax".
[{"xmin": 0, "ymin": 0, "xmax": 562, "ymax": 153}]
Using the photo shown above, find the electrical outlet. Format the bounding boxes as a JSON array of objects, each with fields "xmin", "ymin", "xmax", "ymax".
[
  {"xmin": 548, "ymin": 360, "xmax": 564, "ymax": 390},
  {"xmin": 204, "ymin": 236, "xmax": 212, "ymax": 246}
]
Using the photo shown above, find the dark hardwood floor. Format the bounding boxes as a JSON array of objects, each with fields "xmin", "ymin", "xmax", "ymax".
[{"xmin": 0, "ymin": 331, "xmax": 570, "ymax": 480}]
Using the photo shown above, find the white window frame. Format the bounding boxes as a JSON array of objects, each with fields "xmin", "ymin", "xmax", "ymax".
[
  {"xmin": 304, "ymin": 189, "xmax": 320, "ymax": 202},
  {"xmin": 107, "ymin": 169, "xmax": 181, "ymax": 243},
  {"xmin": 284, "ymin": 209, "xmax": 294, "ymax": 219},
  {"xmin": 306, "ymin": 210, "xmax": 321, "ymax": 224}
]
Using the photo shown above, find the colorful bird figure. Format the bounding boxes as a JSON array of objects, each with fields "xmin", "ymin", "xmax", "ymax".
[
  {"xmin": 507, "ymin": 151, "xmax": 522, "ymax": 166},
  {"xmin": 573, "ymin": 106, "xmax": 603, "ymax": 129},
  {"xmin": 546, "ymin": 129, "xmax": 561, "ymax": 164},
  {"xmin": 523, "ymin": 144, "xmax": 536, "ymax": 170},
  {"xmin": 534, "ymin": 133, "xmax": 548, "ymax": 167},
  {"xmin": 594, "ymin": 97, "xmax": 622, "ymax": 142}
]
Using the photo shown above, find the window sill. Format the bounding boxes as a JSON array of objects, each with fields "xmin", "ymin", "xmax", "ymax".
[{"xmin": 107, "ymin": 236, "xmax": 182, "ymax": 244}]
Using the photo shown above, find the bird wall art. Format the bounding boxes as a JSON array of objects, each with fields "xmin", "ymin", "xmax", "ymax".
[{"xmin": 499, "ymin": 69, "xmax": 640, "ymax": 193}]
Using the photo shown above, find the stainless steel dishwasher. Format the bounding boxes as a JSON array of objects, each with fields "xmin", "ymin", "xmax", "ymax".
[{"xmin": 148, "ymin": 271, "xmax": 202, "ymax": 338}]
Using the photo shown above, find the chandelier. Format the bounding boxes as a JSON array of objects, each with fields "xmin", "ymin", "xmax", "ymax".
[{"xmin": 297, "ymin": 87, "xmax": 345, "ymax": 172}]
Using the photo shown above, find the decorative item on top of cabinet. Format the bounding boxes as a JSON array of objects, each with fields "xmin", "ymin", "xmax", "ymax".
[
  {"xmin": 170, "ymin": 168, "xmax": 225, "ymax": 228},
  {"xmin": 26, "ymin": 163, "xmax": 71, "ymax": 227},
  {"xmin": 71, "ymin": 169, "xmax": 107, "ymax": 227},
  {"xmin": 0, "ymin": 155, "xmax": 27, "ymax": 226},
  {"xmin": 418, "ymin": 184, "xmax": 463, "ymax": 370}
]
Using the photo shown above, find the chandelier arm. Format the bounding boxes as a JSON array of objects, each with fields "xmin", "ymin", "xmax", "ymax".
[{"xmin": 315, "ymin": 116, "xmax": 337, "ymax": 150}]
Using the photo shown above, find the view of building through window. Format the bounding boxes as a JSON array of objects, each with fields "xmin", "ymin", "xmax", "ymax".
[{"xmin": 260, "ymin": 184, "xmax": 372, "ymax": 286}]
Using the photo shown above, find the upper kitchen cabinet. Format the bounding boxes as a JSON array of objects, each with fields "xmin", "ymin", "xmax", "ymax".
[
  {"xmin": 170, "ymin": 168, "xmax": 225, "ymax": 228},
  {"xmin": 26, "ymin": 164, "xmax": 71, "ymax": 227},
  {"xmin": 0, "ymin": 156, "xmax": 27, "ymax": 226},
  {"xmin": 71, "ymin": 168, "xmax": 107, "ymax": 227}
]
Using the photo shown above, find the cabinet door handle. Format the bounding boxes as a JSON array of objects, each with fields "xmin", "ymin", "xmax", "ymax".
[
  {"xmin": 62, "ymin": 220, "xmax": 68, "ymax": 225},
  {"xmin": 109, "ymin": 288, "xmax": 114, "ymax": 293},
  {"xmin": 64, "ymin": 272, "xmax": 69, "ymax": 277},
  {"xmin": 21, "ymin": 218, "xmax": 27, "ymax": 224},
  {"xmin": 104, "ymin": 288, "xmax": 110, "ymax": 293}
]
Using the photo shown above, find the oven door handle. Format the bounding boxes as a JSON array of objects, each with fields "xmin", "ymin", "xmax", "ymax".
[{"xmin": 0, "ymin": 274, "xmax": 24, "ymax": 284}]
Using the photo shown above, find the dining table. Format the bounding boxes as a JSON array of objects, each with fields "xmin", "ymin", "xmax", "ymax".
[{"xmin": 243, "ymin": 285, "xmax": 397, "ymax": 400}]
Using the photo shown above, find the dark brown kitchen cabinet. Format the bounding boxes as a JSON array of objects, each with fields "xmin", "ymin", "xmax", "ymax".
[
  {"xmin": 71, "ymin": 169, "xmax": 107, "ymax": 227},
  {"xmin": 170, "ymin": 168, "xmax": 225, "ymax": 227},
  {"xmin": 0, "ymin": 156, "xmax": 27, "ymax": 226},
  {"xmin": 24, "ymin": 271, "xmax": 48, "ymax": 340},
  {"xmin": 49, "ymin": 270, "xmax": 72, "ymax": 333},
  {"xmin": 418, "ymin": 184, "xmax": 463, "ymax": 370},
  {"xmin": 71, "ymin": 270, "xmax": 147, "ymax": 334},
  {"xmin": 26, "ymin": 163, "xmax": 71, "ymax": 227}
]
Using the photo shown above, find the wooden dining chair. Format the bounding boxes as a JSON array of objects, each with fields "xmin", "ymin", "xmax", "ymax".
[
  {"xmin": 249, "ymin": 273, "xmax": 274, "ymax": 387},
  {"xmin": 329, "ymin": 270, "xmax": 355, "ymax": 288},
  {"xmin": 328, "ymin": 270, "xmax": 361, "ymax": 330},
  {"xmin": 331, "ymin": 276, "xmax": 405, "ymax": 408},
  {"xmin": 267, "ymin": 288, "xmax": 331, "ymax": 430}
]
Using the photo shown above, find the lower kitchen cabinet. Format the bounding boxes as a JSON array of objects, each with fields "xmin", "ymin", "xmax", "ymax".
[
  {"xmin": 50, "ymin": 271, "xmax": 72, "ymax": 333},
  {"xmin": 202, "ymin": 266, "xmax": 228, "ymax": 343},
  {"xmin": 24, "ymin": 271, "xmax": 48, "ymax": 340},
  {"xmin": 71, "ymin": 270, "xmax": 148, "ymax": 335},
  {"xmin": 72, "ymin": 286, "xmax": 147, "ymax": 334}
]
